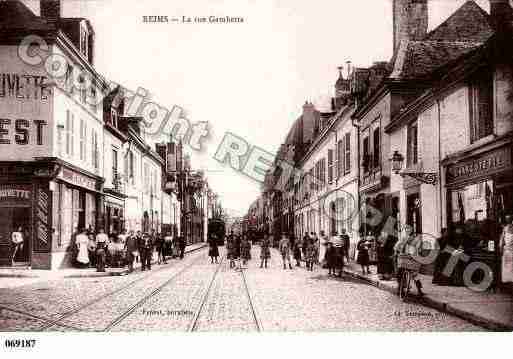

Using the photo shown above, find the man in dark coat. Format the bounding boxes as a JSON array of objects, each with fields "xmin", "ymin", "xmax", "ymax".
[
  {"xmin": 235, "ymin": 235, "xmax": 241, "ymax": 259},
  {"xmin": 125, "ymin": 231, "xmax": 138, "ymax": 273},
  {"xmin": 341, "ymin": 229, "xmax": 351, "ymax": 262},
  {"xmin": 138, "ymin": 233, "xmax": 153, "ymax": 271},
  {"xmin": 178, "ymin": 235, "xmax": 186, "ymax": 259}
]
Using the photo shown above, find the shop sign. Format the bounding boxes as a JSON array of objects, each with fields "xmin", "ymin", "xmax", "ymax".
[
  {"xmin": 59, "ymin": 168, "xmax": 96, "ymax": 192},
  {"xmin": 0, "ymin": 73, "xmax": 50, "ymax": 101},
  {"xmin": 447, "ymin": 147, "xmax": 512, "ymax": 184},
  {"xmin": 0, "ymin": 184, "xmax": 31, "ymax": 202}
]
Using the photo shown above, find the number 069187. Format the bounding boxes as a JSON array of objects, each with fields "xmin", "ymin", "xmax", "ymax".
[{"xmin": 4, "ymin": 339, "xmax": 36, "ymax": 349}]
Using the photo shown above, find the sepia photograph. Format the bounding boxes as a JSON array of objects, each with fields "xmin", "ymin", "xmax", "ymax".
[{"xmin": 0, "ymin": 0, "xmax": 512, "ymax": 350}]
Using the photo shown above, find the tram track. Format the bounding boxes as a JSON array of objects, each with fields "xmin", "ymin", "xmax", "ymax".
[
  {"xmin": 103, "ymin": 254, "xmax": 211, "ymax": 331},
  {"xmin": 0, "ymin": 305, "xmax": 83, "ymax": 331},
  {"xmin": 188, "ymin": 259, "xmax": 261, "ymax": 332},
  {"xmin": 38, "ymin": 248, "xmax": 207, "ymax": 331},
  {"xmin": 187, "ymin": 256, "xmax": 225, "ymax": 332},
  {"xmin": 239, "ymin": 265, "xmax": 262, "ymax": 332}
]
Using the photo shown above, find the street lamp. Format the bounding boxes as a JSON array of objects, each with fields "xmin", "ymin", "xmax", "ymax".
[
  {"xmin": 391, "ymin": 150, "xmax": 404, "ymax": 174},
  {"xmin": 389, "ymin": 150, "xmax": 438, "ymax": 185}
]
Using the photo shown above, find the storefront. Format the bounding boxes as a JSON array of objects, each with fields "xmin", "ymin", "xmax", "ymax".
[
  {"xmin": 51, "ymin": 164, "xmax": 103, "ymax": 269},
  {"xmin": 104, "ymin": 193, "xmax": 125, "ymax": 235},
  {"xmin": 444, "ymin": 139, "xmax": 513, "ymax": 288},
  {"xmin": 0, "ymin": 161, "xmax": 56, "ymax": 269},
  {"xmin": 360, "ymin": 182, "xmax": 391, "ymax": 264}
]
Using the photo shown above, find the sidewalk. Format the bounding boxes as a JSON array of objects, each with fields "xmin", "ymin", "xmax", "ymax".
[
  {"xmin": 0, "ymin": 243, "xmax": 208, "ymax": 286},
  {"xmin": 342, "ymin": 261, "xmax": 513, "ymax": 331}
]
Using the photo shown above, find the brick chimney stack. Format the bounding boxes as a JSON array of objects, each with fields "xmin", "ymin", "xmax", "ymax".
[
  {"xmin": 490, "ymin": 0, "xmax": 513, "ymax": 30},
  {"xmin": 393, "ymin": 0, "xmax": 428, "ymax": 52},
  {"xmin": 40, "ymin": 0, "xmax": 61, "ymax": 24}
]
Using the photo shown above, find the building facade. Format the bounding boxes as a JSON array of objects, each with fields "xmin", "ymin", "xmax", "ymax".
[
  {"xmin": 0, "ymin": 0, "xmax": 209, "ymax": 269},
  {"xmin": 385, "ymin": 0, "xmax": 513, "ymax": 285}
]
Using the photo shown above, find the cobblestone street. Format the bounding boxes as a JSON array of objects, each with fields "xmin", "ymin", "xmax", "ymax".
[{"xmin": 0, "ymin": 246, "xmax": 483, "ymax": 332}]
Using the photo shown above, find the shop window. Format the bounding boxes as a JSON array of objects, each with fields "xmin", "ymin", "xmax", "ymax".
[
  {"xmin": 469, "ymin": 71, "xmax": 494, "ymax": 143},
  {"xmin": 61, "ymin": 186, "xmax": 73, "ymax": 249},
  {"xmin": 85, "ymin": 192, "xmax": 96, "ymax": 232},
  {"xmin": 407, "ymin": 121, "xmax": 418, "ymax": 166},
  {"xmin": 450, "ymin": 181, "xmax": 493, "ymax": 244}
]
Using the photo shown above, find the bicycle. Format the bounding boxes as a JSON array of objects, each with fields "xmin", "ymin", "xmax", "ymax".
[{"xmin": 397, "ymin": 254, "xmax": 421, "ymax": 302}]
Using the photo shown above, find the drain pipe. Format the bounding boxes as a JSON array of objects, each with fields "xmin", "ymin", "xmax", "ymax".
[{"xmin": 437, "ymin": 97, "xmax": 443, "ymax": 238}]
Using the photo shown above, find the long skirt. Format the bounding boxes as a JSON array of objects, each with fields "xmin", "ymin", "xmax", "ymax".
[
  {"xmin": 241, "ymin": 245, "xmax": 251, "ymax": 260},
  {"xmin": 328, "ymin": 247, "xmax": 344, "ymax": 270},
  {"xmin": 260, "ymin": 247, "xmax": 270, "ymax": 259},
  {"xmin": 209, "ymin": 245, "xmax": 219, "ymax": 257},
  {"xmin": 357, "ymin": 250, "xmax": 369, "ymax": 266},
  {"xmin": 76, "ymin": 246, "xmax": 89, "ymax": 265}
]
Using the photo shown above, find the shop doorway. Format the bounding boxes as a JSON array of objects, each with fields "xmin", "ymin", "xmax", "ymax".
[
  {"xmin": 0, "ymin": 207, "xmax": 31, "ymax": 266},
  {"xmin": 496, "ymin": 181, "xmax": 513, "ymax": 226},
  {"xmin": 406, "ymin": 192, "xmax": 422, "ymax": 235}
]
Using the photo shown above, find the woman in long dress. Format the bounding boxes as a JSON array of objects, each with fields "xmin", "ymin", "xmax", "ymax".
[
  {"xmin": 75, "ymin": 229, "xmax": 90, "ymax": 268},
  {"xmin": 305, "ymin": 238, "xmax": 318, "ymax": 271},
  {"xmin": 208, "ymin": 234, "xmax": 219, "ymax": 264},
  {"xmin": 356, "ymin": 236, "xmax": 370, "ymax": 275},
  {"xmin": 500, "ymin": 216, "xmax": 513, "ymax": 285},
  {"xmin": 240, "ymin": 235, "xmax": 252, "ymax": 268}
]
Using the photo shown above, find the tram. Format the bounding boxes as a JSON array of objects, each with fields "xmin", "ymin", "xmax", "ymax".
[{"xmin": 208, "ymin": 218, "xmax": 226, "ymax": 246}]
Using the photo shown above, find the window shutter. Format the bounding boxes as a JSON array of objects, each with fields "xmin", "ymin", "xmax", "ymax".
[
  {"xmin": 413, "ymin": 124, "xmax": 418, "ymax": 165},
  {"xmin": 345, "ymin": 133, "xmax": 351, "ymax": 174},
  {"xmin": 337, "ymin": 139, "xmax": 342, "ymax": 178},
  {"xmin": 328, "ymin": 149, "xmax": 333, "ymax": 183},
  {"xmin": 373, "ymin": 128, "xmax": 380, "ymax": 168},
  {"xmin": 407, "ymin": 126, "xmax": 412, "ymax": 167}
]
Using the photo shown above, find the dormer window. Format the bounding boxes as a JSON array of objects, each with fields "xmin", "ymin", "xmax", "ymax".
[{"xmin": 80, "ymin": 24, "xmax": 89, "ymax": 59}]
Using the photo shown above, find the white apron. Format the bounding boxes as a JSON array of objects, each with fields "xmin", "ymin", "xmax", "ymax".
[{"xmin": 502, "ymin": 231, "xmax": 513, "ymax": 283}]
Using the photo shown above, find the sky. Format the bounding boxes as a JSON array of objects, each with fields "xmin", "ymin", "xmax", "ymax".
[{"xmin": 24, "ymin": 0, "xmax": 490, "ymax": 218}]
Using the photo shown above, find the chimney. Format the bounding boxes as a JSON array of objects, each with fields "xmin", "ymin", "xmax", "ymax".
[
  {"xmin": 393, "ymin": 0, "xmax": 428, "ymax": 52},
  {"xmin": 337, "ymin": 66, "xmax": 344, "ymax": 79},
  {"xmin": 490, "ymin": 0, "xmax": 513, "ymax": 30},
  {"xmin": 40, "ymin": 0, "xmax": 61, "ymax": 24}
]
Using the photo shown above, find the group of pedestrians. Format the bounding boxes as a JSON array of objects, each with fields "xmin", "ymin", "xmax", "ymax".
[
  {"xmin": 225, "ymin": 231, "xmax": 252, "ymax": 269},
  {"xmin": 74, "ymin": 228, "xmax": 186, "ymax": 273}
]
